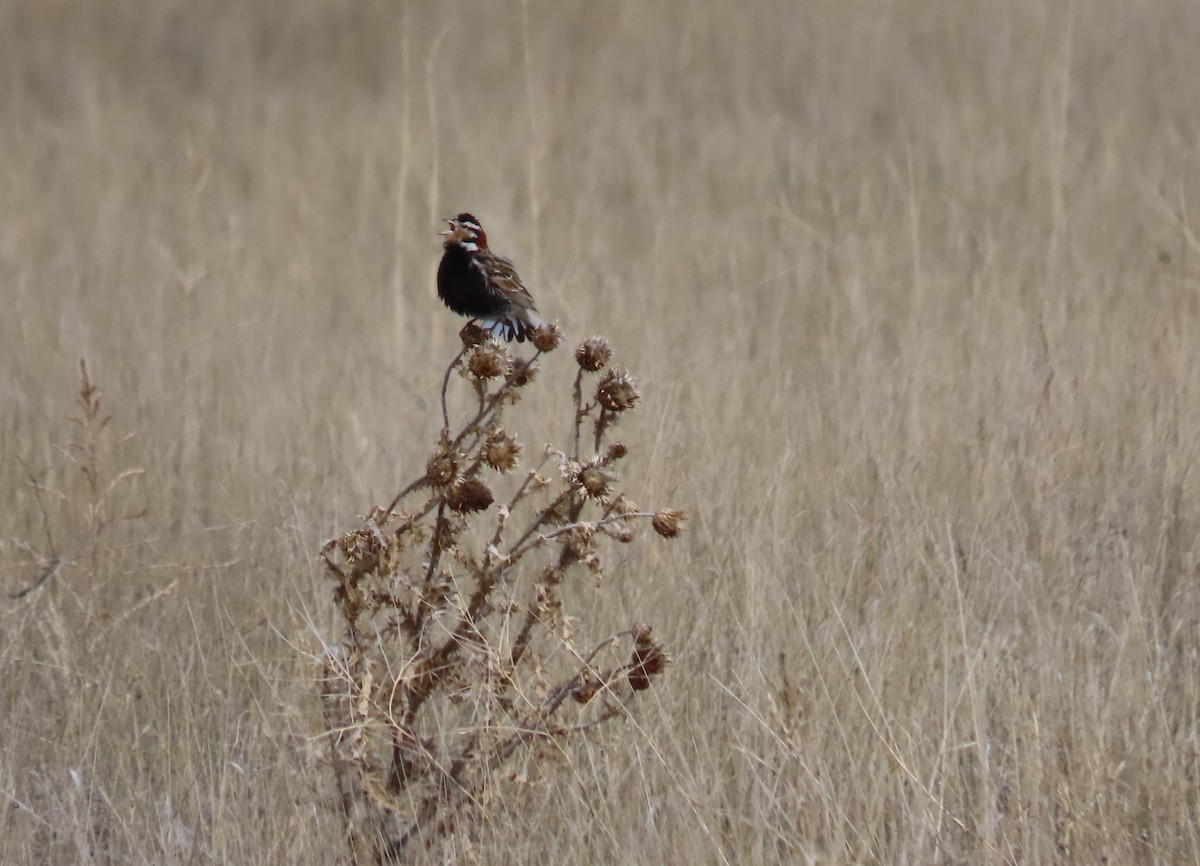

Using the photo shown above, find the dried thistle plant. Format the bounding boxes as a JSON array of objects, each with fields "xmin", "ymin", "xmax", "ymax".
[{"xmin": 319, "ymin": 324, "xmax": 681, "ymax": 862}]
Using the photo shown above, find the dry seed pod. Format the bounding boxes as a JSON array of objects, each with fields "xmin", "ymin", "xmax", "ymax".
[
  {"xmin": 446, "ymin": 478, "xmax": 494, "ymax": 514},
  {"xmin": 578, "ymin": 465, "xmax": 618, "ymax": 500},
  {"xmin": 511, "ymin": 359, "xmax": 539, "ymax": 388},
  {"xmin": 628, "ymin": 623, "xmax": 669, "ymax": 691},
  {"xmin": 531, "ymin": 322, "xmax": 563, "ymax": 352},
  {"xmin": 426, "ymin": 449, "xmax": 459, "ymax": 487},
  {"xmin": 596, "ymin": 369, "xmax": 640, "ymax": 412},
  {"xmin": 651, "ymin": 509, "xmax": 684, "ymax": 538},
  {"xmin": 612, "ymin": 495, "xmax": 639, "ymax": 516},
  {"xmin": 575, "ymin": 337, "xmax": 612, "ymax": 371},
  {"xmin": 484, "ymin": 430, "xmax": 522, "ymax": 472},
  {"xmin": 467, "ymin": 342, "xmax": 512, "ymax": 380},
  {"xmin": 459, "ymin": 321, "xmax": 489, "ymax": 347}
]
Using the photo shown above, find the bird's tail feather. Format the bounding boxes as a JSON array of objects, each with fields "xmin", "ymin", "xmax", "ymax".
[{"xmin": 480, "ymin": 311, "xmax": 545, "ymax": 343}]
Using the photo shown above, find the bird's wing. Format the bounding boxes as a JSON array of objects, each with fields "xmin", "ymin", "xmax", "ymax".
[{"xmin": 476, "ymin": 252, "xmax": 539, "ymax": 312}]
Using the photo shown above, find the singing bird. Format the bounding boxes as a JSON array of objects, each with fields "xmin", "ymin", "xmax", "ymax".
[{"xmin": 436, "ymin": 213, "xmax": 544, "ymax": 342}]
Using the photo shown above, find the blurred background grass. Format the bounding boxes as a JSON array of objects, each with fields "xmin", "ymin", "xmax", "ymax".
[{"xmin": 3, "ymin": 1, "xmax": 1200, "ymax": 862}]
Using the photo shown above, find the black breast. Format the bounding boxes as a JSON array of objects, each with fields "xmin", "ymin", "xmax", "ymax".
[{"xmin": 437, "ymin": 245, "xmax": 507, "ymax": 317}]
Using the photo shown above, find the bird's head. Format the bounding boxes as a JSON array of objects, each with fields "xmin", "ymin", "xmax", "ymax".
[{"xmin": 439, "ymin": 212, "xmax": 488, "ymax": 251}]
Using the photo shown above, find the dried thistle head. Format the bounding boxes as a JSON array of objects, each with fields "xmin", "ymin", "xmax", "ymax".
[
  {"xmin": 426, "ymin": 448, "xmax": 460, "ymax": 487},
  {"xmin": 484, "ymin": 429, "xmax": 522, "ymax": 473},
  {"xmin": 511, "ymin": 358, "xmax": 539, "ymax": 388},
  {"xmin": 628, "ymin": 623, "xmax": 669, "ymax": 691},
  {"xmin": 575, "ymin": 337, "xmax": 612, "ymax": 372},
  {"xmin": 651, "ymin": 509, "xmax": 685, "ymax": 538},
  {"xmin": 531, "ymin": 322, "xmax": 563, "ymax": 353},
  {"xmin": 612, "ymin": 495, "xmax": 639, "ymax": 516},
  {"xmin": 596, "ymin": 369, "xmax": 640, "ymax": 413},
  {"xmin": 604, "ymin": 442, "xmax": 628, "ymax": 462},
  {"xmin": 334, "ymin": 528, "xmax": 386, "ymax": 575},
  {"xmin": 577, "ymin": 464, "xmax": 618, "ymax": 500},
  {"xmin": 459, "ymin": 321, "xmax": 489, "ymax": 347},
  {"xmin": 445, "ymin": 477, "xmax": 494, "ymax": 514},
  {"xmin": 467, "ymin": 342, "xmax": 512, "ymax": 380}
]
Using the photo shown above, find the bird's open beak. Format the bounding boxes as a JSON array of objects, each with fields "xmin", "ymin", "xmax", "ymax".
[{"xmin": 438, "ymin": 218, "xmax": 456, "ymax": 236}]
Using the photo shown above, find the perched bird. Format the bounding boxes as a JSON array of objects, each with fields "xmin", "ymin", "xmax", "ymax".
[{"xmin": 437, "ymin": 213, "xmax": 544, "ymax": 343}]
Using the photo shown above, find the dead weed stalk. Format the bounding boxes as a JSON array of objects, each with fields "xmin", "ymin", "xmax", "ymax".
[{"xmin": 320, "ymin": 323, "xmax": 679, "ymax": 862}]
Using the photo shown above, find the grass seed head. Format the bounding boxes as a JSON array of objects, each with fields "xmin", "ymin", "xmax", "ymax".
[
  {"xmin": 596, "ymin": 369, "xmax": 640, "ymax": 412},
  {"xmin": 575, "ymin": 336, "xmax": 612, "ymax": 371}
]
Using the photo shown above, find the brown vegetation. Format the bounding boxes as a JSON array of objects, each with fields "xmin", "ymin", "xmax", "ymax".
[
  {"xmin": 320, "ymin": 324, "xmax": 674, "ymax": 860},
  {"xmin": 3, "ymin": 1, "xmax": 1200, "ymax": 863}
]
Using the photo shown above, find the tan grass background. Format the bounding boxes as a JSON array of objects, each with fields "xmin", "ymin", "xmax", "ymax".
[{"xmin": 3, "ymin": 1, "xmax": 1200, "ymax": 862}]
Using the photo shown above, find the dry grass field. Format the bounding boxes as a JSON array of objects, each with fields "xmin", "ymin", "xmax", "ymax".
[{"xmin": 3, "ymin": 1, "xmax": 1200, "ymax": 862}]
